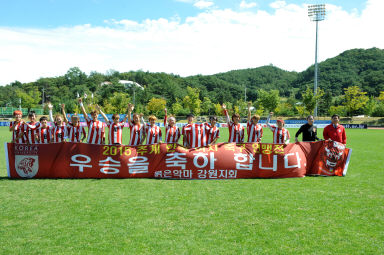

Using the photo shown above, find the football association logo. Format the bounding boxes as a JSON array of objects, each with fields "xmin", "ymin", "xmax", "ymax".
[
  {"xmin": 15, "ymin": 155, "xmax": 39, "ymax": 178},
  {"xmin": 319, "ymin": 141, "xmax": 345, "ymax": 175}
]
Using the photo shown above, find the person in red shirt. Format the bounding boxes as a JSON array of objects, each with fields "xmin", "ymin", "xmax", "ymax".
[
  {"xmin": 323, "ymin": 114, "xmax": 347, "ymax": 144},
  {"xmin": 48, "ymin": 103, "xmax": 67, "ymax": 143},
  {"xmin": 10, "ymin": 110, "xmax": 25, "ymax": 143},
  {"xmin": 35, "ymin": 116, "xmax": 52, "ymax": 144},
  {"xmin": 79, "ymin": 98, "xmax": 106, "ymax": 144},
  {"xmin": 266, "ymin": 112, "xmax": 290, "ymax": 145},
  {"xmin": 221, "ymin": 104, "xmax": 244, "ymax": 143},
  {"xmin": 22, "ymin": 111, "xmax": 40, "ymax": 144},
  {"xmin": 62, "ymin": 105, "xmax": 86, "ymax": 143},
  {"xmin": 206, "ymin": 116, "xmax": 220, "ymax": 146},
  {"xmin": 144, "ymin": 115, "xmax": 162, "ymax": 145},
  {"xmin": 246, "ymin": 102, "xmax": 263, "ymax": 143},
  {"xmin": 127, "ymin": 104, "xmax": 146, "ymax": 146},
  {"xmin": 164, "ymin": 108, "xmax": 181, "ymax": 144},
  {"xmin": 97, "ymin": 105, "xmax": 129, "ymax": 145}
]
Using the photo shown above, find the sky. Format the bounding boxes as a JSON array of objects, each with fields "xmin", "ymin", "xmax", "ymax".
[{"xmin": 0, "ymin": 0, "xmax": 382, "ymax": 86}]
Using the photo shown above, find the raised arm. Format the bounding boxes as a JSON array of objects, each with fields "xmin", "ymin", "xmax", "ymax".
[
  {"xmin": 222, "ymin": 104, "xmax": 230, "ymax": 124},
  {"xmin": 48, "ymin": 103, "xmax": 54, "ymax": 123},
  {"xmin": 78, "ymin": 98, "xmax": 89, "ymax": 121},
  {"xmin": 122, "ymin": 105, "xmax": 130, "ymax": 123},
  {"xmin": 164, "ymin": 108, "xmax": 168, "ymax": 126},
  {"xmin": 61, "ymin": 104, "xmax": 69, "ymax": 124},
  {"xmin": 266, "ymin": 112, "xmax": 274, "ymax": 130},
  {"xmin": 127, "ymin": 104, "xmax": 134, "ymax": 124},
  {"xmin": 96, "ymin": 105, "xmax": 109, "ymax": 123},
  {"xmin": 247, "ymin": 102, "xmax": 252, "ymax": 122}
]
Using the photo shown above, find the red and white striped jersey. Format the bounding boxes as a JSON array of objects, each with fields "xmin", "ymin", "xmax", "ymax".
[
  {"xmin": 207, "ymin": 124, "xmax": 220, "ymax": 144},
  {"xmin": 107, "ymin": 122, "xmax": 125, "ymax": 145},
  {"xmin": 227, "ymin": 122, "xmax": 245, "ymax": 143},
  {"xmin": 86, "ymin": 119, "xmax": 106, "ymax": 144},
  {"xmin": 165, "ymin": 125, "xmax": 181, "ymax": 144},
  {"xmin": 10, "ymin": 121, "xmax": 25, "ymax": 143},
  {"xmin": 22, "ymin": 122, "xmax": 40, "ymax": 144},
  {"xmin": 164, "ymin": 115, "xmax": 181, "ymax": 144},
  {"xmin": 182, "ymin": 124, "xmax": 189, "ymax": 147},
  {"xmin": 52, "ymin": 125, "xmax": 67, "ymax": 143},
  {"xmin": 247, "ymin": 121, "xmax": 263, "ymax": 143},
  {"xmin": 67, "ymin": 123, "xmax": 86, "ymax": 143},
  {"xmin": 128, "ymin": 122, "xmax": 146, "ymax": 146},
  {"xmin": 183, "ymin": 123, "xmax": 210, "ymax": 148},
  {"xmin": 37, "ymin": 127, "xmax": 52, "ymax": 144},
  {"xmin": 268, "ymin": 125, "xmax": 290, "ymax": 144},
  {"xmin": 145, "ymin": 124, "xmax": 162, "ymax": 145}
]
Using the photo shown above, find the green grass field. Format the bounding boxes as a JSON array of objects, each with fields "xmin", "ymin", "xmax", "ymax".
[{"xmin": 1, "ymin": 126, "xmax": 383, "ymax": 254}]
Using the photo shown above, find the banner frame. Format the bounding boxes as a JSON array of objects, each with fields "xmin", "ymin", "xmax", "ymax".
[
  {"xmin": 343, "ymin": 148, "xmax": 352, "ymax": 176},
  {"xmin": 4, "ymin": 142, "xmax": 10, "ymax": 178}
]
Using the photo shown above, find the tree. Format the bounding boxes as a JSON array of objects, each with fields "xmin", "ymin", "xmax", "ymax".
[
  {"xmin": 214, "ymin": 103, "xmax": 223, "ymax": 116},
  {"xmin": 302, "ymin": 87, "xmax": 324, "ymax": 115},
  {"xmin": 147, "ymin": 97, "xmax": 166, "ymax": 116},
  {"xmin": 182, "ymin": 86, "xmax": 201, "ymax": 115},
  {"xmin": 343, "ymin": 86, "xmax": 369, "ymax": 116},
  {"xmin": 15, "ymin": 87, "xmax": 41, "ymax": 110},
  {"xmin": 102, "ymin": 92, "xmax": 130, "ymax": 114},
  {"xmin": 257, "ymin": 89, "xmax": 279, "ymax": 112},
  {"xmin": 201, "ymin": 97, "xmax": 213, "ymax": 115}
]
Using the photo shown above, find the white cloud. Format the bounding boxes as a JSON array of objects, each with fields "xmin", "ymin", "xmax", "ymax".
[
  {"xmin": 0, "ymin": 0, "xmax": 383, "ymax": 85},
  {"xmin": 240, "ymin": 1, "xmax": 257, "ymax": 9},
  {"xmin": 194, "ymin": 0, "xmax": 214, "ymax": 9},
  {"xmin": 270, "ymin": 0, "xmax": 286, "ymax": 9}
]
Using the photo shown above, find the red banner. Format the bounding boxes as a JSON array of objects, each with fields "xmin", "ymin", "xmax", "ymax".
[{"xmin": 5, "ymin": 141, "xmax": 352, "ymax": 179}]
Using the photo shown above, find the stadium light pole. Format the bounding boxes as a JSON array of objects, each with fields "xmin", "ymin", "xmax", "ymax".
[{"xmin": 308, "ymin": 4, "xmax": 326, "ymax": 117}]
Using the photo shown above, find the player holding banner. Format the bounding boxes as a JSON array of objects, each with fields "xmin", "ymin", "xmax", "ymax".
[
  {"xmin": 78, "ymin": 98, "xmax": 106, "ymax": 144},
  {"xmin": 266, "ymin": 112, "xmax": 290, "ymax": 145},
  {"xmin": 221, "ymin": 104, "xmax": 244, "ymax": 143},
  {"xmin": 127, "ymin": 104, "xmax": 146, "ymax": 146},
  {"xmin": 96, "ymin": 105, "xmax": 129, "ymax": 145},
  {"xmin": 246, "ymin": 102, "xmax": 263, "ymax": 143},
  {"xmin": 35, "ymin": 116, "xmax": 52, "ymax": 144},
  {"xmin": 9, "ymin": 110, "xmax": 25, "ymax": 144},
  {"xmin": 144, "ymin": 115, "xmax": 162, "ymax": 145},
  {"xmin": 48, "ymin": 103, "xmax": 67, "ymax": 143},
  {"xmin": 163, "ymin": 108, "xmax": 181, "ymax": 144},
  {"xmin": 182, "ymin": 114, "xmax": 210, "ymax": 148},
  {"xmin": 62, "ymin": 105, "xmax": 86, "ymax": 143},
  {"xmin": 21, "ymin": 111, "xmax": 40, "ymax": 144},
  {"xmin": 206, "ymin": 116, "xmax": 220, "ymax": 146}
]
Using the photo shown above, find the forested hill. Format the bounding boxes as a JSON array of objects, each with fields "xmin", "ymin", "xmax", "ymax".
[{"xmin": 0, "ymin": 47, "xmax": 383, "ymax": 116}]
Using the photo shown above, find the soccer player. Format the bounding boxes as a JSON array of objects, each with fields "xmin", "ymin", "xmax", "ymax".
[
  {"xmin": 295, "ymin": 115, "xmax": 319, "ymax": 142},
  {"xmin": 206, "ymin": 116, "xmax": 220, "ymax": 146},
  {"xmin": 79, "ymin": 98, "xmax": 106, "ymax": 144},
  {"xmin": 163, "ymin": 108, "xmax": 181, "ymax": 144},
  {"xmin": 266, "ymin": 112, "xmax": 290, "ymax": 145},
  {"xmin": 48, "ymin": 103, "xmax": 67, "ymax": 143},
  {"xmin": 222, "ymin": 104, "xmax": 244, "ymax": 143},
  {"xmin": 62, "ymin": 105, "xmax": 86, "ymax": 143},
  {"xmin": 246, "ymin": 102, "xmax": 263, "ymax": 143},
  {"xmin": 127, "ymin": 104, "xmax": 146, "ymax": 146},
  {"xmin": 144, "ymin": 115, "xmax": 162, "ymax": 145},
  {"xmin": 9, "ymin": 110, "xmax": 25, "ymax": 143},
  {"xmin": 323, "ymin": 114, "xmax": 347, "ymax": 144},
  {"xmin": 182, "ymin": 113, "xmax": 195, "ymax": 147},
  {"xmin": 35, "ymin": 116, "xmax": 52, "ymax": 144},
  {"xmin": 96, "ymin": 105, "xmax": 129, "ymax": 145},
  {"xmin": 21, "ymin": 111, "xmax": 40, "ymax": 144},
  {"xmin": 182, "ymin": 114, "xmax": 210, "ymax": 148}
]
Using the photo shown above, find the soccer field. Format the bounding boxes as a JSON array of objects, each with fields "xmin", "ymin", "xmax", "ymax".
[{"xmin": 1, "ymin": 126, "xmax": 383, "ymax": 254}]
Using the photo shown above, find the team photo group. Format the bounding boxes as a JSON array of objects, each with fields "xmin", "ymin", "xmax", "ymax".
[{"xmin": 9, "ymin": 98, "xmax": 347, "ymax": 148}]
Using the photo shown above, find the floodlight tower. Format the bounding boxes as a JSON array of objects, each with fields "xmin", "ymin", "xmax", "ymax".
[{"xmin": 308, "ymin": 4, "xmax": 326, "ymax": 117}]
